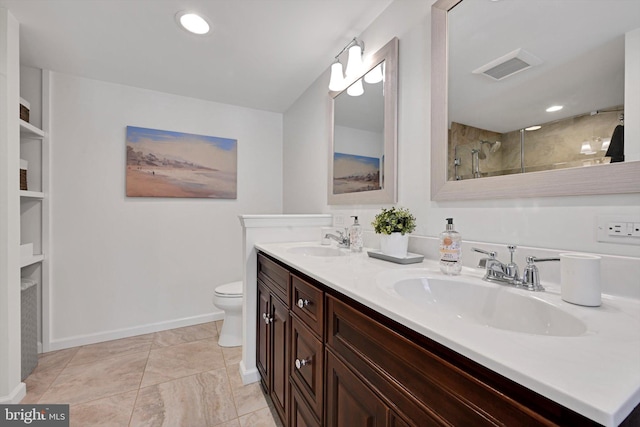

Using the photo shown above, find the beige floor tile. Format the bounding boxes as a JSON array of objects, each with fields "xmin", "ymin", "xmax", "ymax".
[
  {"xmin": 68, "ymin": 334, "xmax": 153, "ymax": 366},
  {"xmin": 131, "ymin": 369, "xmax": 237, "ymax": 427},
  {"xmin": 213, "ymin": 420, "xmax": 241, "ymax": 427},
  {"xmin": 20, "ymin": 368, "xmax": 62, "ymax": 404},
  {"xmin": 238, "ymin": 407, "xmax": 283, "ymax": 427},
  {"xmin": 33, "ymin": 347, "xmax": 79, "ymax": 373},
  {"xmin": 221, "ymin": 346, "xmax": 242, "ymax": 365},
  {"xmin": 141, "ymin": 339, "xmax": 225, "ymax": 387},
  {"xmin": 225, "ymin": 364, "xmax": 244, "ymax": 391},
  {"xmin": 151, "ymin": 322, "xmax": 217, "ymax": 349},
  {"xmin": 69, "ymin": 390, "xmax": 137, "ymax": 427},
  {"xmin": 39, "ymin": 351, "xmax": 147, "ymax": 405},
  {"xmin": 232, "ymin": 382, "xmax": 270, "ymax": 417}
]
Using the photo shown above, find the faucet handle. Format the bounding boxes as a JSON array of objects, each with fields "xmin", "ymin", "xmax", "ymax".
[
  {"xmin": 472, "ymin": 247, "xmax": 497, "ymax": 258},
  {"xmin": 521, "ymin": 256, "xmax": 560, "ymax": 291}
]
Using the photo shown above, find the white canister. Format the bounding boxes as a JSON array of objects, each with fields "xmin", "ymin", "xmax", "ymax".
[{"xmin": 560, "ymin": 253, "xmax": 602, "ymax": 307}]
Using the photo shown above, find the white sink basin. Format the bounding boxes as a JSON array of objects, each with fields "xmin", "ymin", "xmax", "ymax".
[
  {"xmin": 382, "ymin": 273, "xmax": 586, "ymax": 337},
  {"xmin": 287, "ymin": 246, "xmax": 346, "ymax": 257}
]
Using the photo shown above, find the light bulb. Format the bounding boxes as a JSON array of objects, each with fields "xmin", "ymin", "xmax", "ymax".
[
  {"xmin": 580, "ymin": 141, "xmax": 595, "ymax": 155},
  {"xmin": 345, "ymin": 45, "xmax": 363, "ymax": 78},
  {"xmin": 347, "ymin": 79, "xmax": 364, "ymax": 97},
  {"xmin": 328, "ymin": 61, "xmax": 344, "ymax": 91},
  {"xmin": 364, "ymin": 63, "xmax": 383, "ymax": 84}
]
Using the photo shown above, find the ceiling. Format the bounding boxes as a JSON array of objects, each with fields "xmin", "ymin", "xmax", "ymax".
[
  {"xmin": 0, "ymin": 0, "xmax": 393, "ymax": 113},
  {"xmin": 448, "ymin": 0, "xmax": 640, "ymax": 134}
]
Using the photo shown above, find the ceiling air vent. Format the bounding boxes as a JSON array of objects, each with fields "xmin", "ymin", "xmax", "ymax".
[{"xmin": 473, "ymin": 48, "xmax": 542, "ymax": 81}]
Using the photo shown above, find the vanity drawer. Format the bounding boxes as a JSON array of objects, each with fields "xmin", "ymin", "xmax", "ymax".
[
  {"xmin": 290, "ymin": 316, "xmax": 324, "ymax": 423},
  {"xmin": 258, "ymin": 253, "xmax": 289, "ymax": 303},
  {"xmin": 291, "ymin": 274, "xmax": 324, "ymax": 338},
  {"xmin": 326, "ymin": 294, "xmax": 562, "ymax": 426}
]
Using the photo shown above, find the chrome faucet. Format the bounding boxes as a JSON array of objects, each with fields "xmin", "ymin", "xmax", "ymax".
[
  {"xmin": 324, "ymin": 228, "xmax": 350, "ymax": 248},
  {"xmin": 472, "ymin": 246, "xmax": 559, "ymax": 291}
]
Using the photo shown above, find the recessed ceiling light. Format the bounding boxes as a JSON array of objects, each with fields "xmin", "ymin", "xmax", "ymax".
[
  {"xmin": 546, "ymin": 105, "xmax": 563, "ymax": 112},
  {"xmin": 525, "ymin": 125, "xmax": 541, "ymax": 131},
  {"xmin": 176, "ymin": 11, "xmax": 211, "ymax": 35}
]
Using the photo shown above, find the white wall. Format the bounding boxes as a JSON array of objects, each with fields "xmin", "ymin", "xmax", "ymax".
[
  {"xmin": 49, "ymin": 72, "xmax": 283, "ymax": 349},
  {"xmin": 283, "ymin": 0, "xmax": 640, "ymax": 259}
]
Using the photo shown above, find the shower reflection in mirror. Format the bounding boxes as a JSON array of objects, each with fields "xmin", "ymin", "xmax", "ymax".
[{"xmin": 448, "ymin": 107, "xmax": 624, "ymax": 181}]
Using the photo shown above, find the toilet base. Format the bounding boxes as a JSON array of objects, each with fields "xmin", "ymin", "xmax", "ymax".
[{"xmin": 218, "ymin": 312, "xmax": 242, "ymax": 347}]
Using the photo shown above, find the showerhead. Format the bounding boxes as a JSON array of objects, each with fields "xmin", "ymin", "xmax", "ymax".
[{"xmin": 479, "ymin": 140, "xmax": 502, "ymax": 158}]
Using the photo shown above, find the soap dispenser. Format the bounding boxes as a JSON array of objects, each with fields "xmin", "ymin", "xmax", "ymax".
[
  {"xmin": 349, "ymin": 216, "xmax": 363, "ymax": 252},
  {"xmin": 439, "ymin": 218, "xmax": 462, "ymax": 275}
]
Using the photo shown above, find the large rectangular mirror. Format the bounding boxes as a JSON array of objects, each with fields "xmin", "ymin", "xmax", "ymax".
[
  {"xmin": 431, "ymin": 0, "xmax": 640, "ymax": 201},
  {"xmin": 328, "ymin": 37, "xmax": 398, "ymax": 205}
]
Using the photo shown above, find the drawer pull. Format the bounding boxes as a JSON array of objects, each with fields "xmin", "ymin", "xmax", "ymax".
[
  {"xmin": 295, "ymin": 357, "xmax": 311, "ymax": 369},
  {"xmin": 297, "ymin": 298, "xmax": 310, "ymax": 309},
  {"xmin": 262, "ymin": 313, "xmax": 273, "ymax": 324}
]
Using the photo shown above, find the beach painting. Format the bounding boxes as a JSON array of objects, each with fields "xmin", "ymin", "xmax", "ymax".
[
  {"xmin": 126, "ymin": 126, "xmax": 237, "ymax": 198},
  {"xmin": 333, "ymin": 152, "xmax": 381, "ymax": 194}
]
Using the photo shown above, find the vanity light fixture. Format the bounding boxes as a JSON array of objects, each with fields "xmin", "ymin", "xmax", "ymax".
[
  {"xmin": 364, "ymin": 62, "xmax": 384, "ymax": 84},
  {"xmin": 546, "ymin": 105, "xmax": 563, "ymax": 112},
  {"xmin": 176, "ymin": 11, "xmax": 211, "ymax": 35},
  {"xmin": 328, "ymin": 37, "xmax": 365, "ymax": 92},
  {"xmin": 580, "ymin": 141, "xmax": 596, "ymax": 155},
  {"xmin": 525, "ymin": 125, "xmax": 541, "ymax": 131},
  {"xmin": 347, "ymin": 79, "xmax": 364, "ymax": 97}
]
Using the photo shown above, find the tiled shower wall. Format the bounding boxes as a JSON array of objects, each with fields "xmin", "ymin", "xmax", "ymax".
[{"xmin": 448, "ymin": 108, "xmax": 623, "ymax": 180}]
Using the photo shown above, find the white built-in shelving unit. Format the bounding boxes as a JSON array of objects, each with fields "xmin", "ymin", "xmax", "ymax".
[{"xmin": 19, "ymin": 70, "xmax": 50, "ymax": 354}]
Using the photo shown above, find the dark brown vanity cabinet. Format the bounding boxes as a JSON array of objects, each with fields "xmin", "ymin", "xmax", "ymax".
[
  {"xmin": 257, "ymin": 254, "xmax": 291, "ymax": 424},
  {"xmin": 256, "ymin": 252, "xmax": 620, "ymax": 427}
]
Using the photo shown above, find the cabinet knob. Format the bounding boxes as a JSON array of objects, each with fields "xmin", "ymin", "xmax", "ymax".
[
  {"xmin": 296, "ymin": 298, "xmax": 310, "ymax": 309},
  {"xmin": 295, "ymin": 357, "xmax": 311, "ymax": 370},
  {"xmin": 262, "ymin": 313, "xmax": 273, "ymax": 324}
]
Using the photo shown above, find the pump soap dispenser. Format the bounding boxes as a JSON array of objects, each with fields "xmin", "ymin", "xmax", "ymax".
[
  {"xmin": 349, "ymin": 216, "xmax": 363, "ymax": 252},
  {"xmin": 439, "ymin": 218, "xmax": 462, "ymax": 275}
]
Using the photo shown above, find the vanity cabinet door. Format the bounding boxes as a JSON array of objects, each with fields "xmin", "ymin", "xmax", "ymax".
[
  {"xmin": 290, "ymin": 315, "xmax": 323, "ymax": 421},
  {"xmin": 256, "ymin": 273, "xmax": 290, "ymax": 426},
  {"xmin": 257, "ymin": 280, "xmax": 271, "ymax": 391},
  {"xmin": 291, "ymin": 382, "xmax": 321, "ymax": 427},
  {"xmin": 326, "ymin": 349, "xmax": 387, "ymax": 427},
  {"xmin": 271, "ymin": 294, "xmax": 290, "ymax": 424}
]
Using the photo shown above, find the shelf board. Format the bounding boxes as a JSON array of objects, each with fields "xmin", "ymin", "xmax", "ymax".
[
  {"xmin": 20, "ymin": 190, "xmax": 44, "ymax": 199},
  {"xmin": 21, "ymin": 254, "xmax": 44, "ymax": 268},
  {"xmin": 20, "ymin": 120, "xmax": 45, "ymax": 139}
]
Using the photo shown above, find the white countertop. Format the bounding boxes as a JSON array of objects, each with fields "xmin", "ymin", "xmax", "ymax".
[{"xmin": 255, "ymin": 241, "xmax": 640, "ymax": 427}]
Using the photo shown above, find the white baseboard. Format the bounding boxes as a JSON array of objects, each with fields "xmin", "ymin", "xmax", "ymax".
[
  {"xmin": 0, "ymin": 382, "xmax": 26, "ymax": 404},
  {"xmin": 239, "ymin": 360, "xmax": 260, "ymax": 385},
  {"xmin": 46, "ymin": 312, "xmax": 224, "ymax": 352}
]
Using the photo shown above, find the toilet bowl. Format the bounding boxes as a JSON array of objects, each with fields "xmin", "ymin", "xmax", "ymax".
[{"xmin": 213, "ymin": 281, "xmax": 243, "ymax": 347}]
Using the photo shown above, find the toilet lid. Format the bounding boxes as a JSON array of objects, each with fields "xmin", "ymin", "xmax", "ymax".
[{"xmin": 215, "ymin": 281, "xmax": 243, "ymax": 296}]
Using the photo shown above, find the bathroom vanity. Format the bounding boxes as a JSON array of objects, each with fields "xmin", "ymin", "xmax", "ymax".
[{"xmin": 255, "ymin": 242, "xmax": 640, "ymax": 427}]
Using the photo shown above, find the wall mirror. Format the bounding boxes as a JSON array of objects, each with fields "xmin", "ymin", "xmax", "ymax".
[
  {"xmin": 431, "ymin": 0, "xmax": 640, "ymax": 201},
  {"xmin": 328, "ymin": 37, "xmax": 398, "ymax": 205}
]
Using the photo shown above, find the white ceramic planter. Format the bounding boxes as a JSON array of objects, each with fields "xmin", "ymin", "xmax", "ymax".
[{"xmin": 380, "ymin": 232, "xmax": 409, "ymax": 258}]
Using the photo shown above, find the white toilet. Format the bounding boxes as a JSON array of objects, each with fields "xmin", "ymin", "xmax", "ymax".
[{"xmin": 213, "ymin": 281, "xmax": 243, "ymax": 347}]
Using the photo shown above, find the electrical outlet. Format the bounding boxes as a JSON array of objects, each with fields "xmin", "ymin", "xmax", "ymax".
[{"xmin": 597, "ymin": 215, "xmax": 640, "ymax": 245}]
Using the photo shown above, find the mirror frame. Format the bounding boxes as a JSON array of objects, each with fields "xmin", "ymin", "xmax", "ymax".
[
  {"xmin": 431, "ymin": 0, "xmax": 640, "ymax": 201},
  {"xmin": 328, "ymin": 37, "xmax": 398, "ymax": 205}
]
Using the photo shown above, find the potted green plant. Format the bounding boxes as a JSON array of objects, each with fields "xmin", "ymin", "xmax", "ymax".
[{"xmin": 371, "ymin": 207, "xmax": 416, "ymax": 257}]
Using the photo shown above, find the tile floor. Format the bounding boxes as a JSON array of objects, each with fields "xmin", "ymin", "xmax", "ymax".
[{"xmin": 21, "ymin": 321, "xmax": 283, "ymax": 427}]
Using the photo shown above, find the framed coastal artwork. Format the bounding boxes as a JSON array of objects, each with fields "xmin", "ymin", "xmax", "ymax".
[
  {"xmin": 332, "ymin": 152, "xmax": 381, "ymax": 194},
  {"xmin": 126, "ymin": 126, "xmax": 237, "ymax": 199}
]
